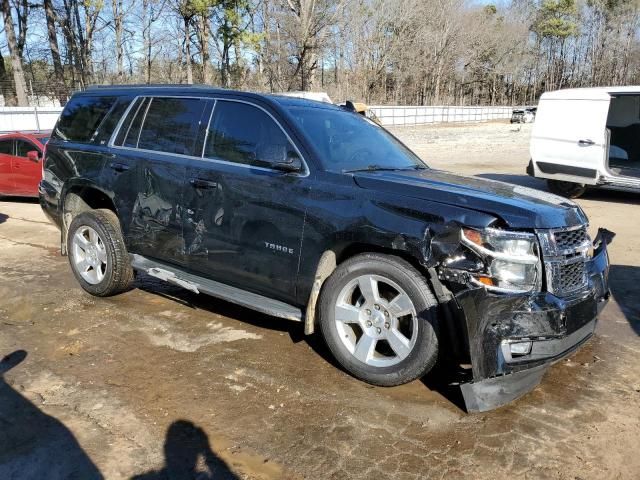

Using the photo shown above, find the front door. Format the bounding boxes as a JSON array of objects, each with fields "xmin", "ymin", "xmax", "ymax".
[
  {"xmin": 183, "ymin": 99, "xmax": 309, "ymax": 303},
  {"xmin": 12, "ymin": 139, "xmax": 42, "ymax": 196}
]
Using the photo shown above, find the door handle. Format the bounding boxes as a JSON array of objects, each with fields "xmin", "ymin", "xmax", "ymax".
[
  {"xmin": 578, "ymin": 139, "xmax": 595, "ymax": 146},
  {"xmin": 109, "ymin": 162, "xmax": 130, "ymax": 172},
  {"xmin": 189, "ymin": 178, "xmax": 218, "ymax": 189}
]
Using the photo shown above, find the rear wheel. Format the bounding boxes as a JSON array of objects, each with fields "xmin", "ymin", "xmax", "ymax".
[
  {"xmin": 547, "ymin": 179, "xmax": 587, "ymax": 199},
  {"xmin": 67, "ymin": 209, "xmax": 133, "ymax": 296},
  {"xmin": 319, "ymin": 253, "xmax": 439, "ymax": 386}
]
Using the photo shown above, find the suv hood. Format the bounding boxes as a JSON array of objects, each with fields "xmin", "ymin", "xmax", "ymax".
[{"xmin": 353, "ymin": 169, "xmax": 587, "ymax": 229}]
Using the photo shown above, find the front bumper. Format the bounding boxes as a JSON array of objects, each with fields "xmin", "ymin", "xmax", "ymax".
[{"xmin": 455, "ymin": 230, "xmax": 611, "ymax": 412}]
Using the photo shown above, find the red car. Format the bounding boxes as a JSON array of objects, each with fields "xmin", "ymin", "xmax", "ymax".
[{"xmin": 0, "ymin": 131, "xmax": 49, "ymax": 197}]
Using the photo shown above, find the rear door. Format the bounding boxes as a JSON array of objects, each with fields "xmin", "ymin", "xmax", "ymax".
[
  {"xmin": 531, "ymin": 98, "xmax": 609, "ymax": 185},
  {"xmin": 0, "ymin": 139, "xmax": 14, "ymax": 194},
  {"xmin": 183, "ymin": 99, "xmax": 309, "ymax": 302},
  {"xmin": 114, "ymin": 95, "xmax": 211, "ymax": 266},
  {"xmin": 12, "ymin": 139, "xmax": 42, "ymax": 196}
]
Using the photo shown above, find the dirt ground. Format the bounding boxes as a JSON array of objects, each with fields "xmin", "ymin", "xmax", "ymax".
[{"xmin": 1, "ymin": 121, "xmax": 639, "ymax": 480}]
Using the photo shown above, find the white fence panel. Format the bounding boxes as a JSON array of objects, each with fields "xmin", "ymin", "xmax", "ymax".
[
  {"xmin": 371, "ymin": 105, "xmax": 518, "ymax": 126},
  {"xmin": 0, "ymin": 107, "xmax": 63, "ymax": 133}
]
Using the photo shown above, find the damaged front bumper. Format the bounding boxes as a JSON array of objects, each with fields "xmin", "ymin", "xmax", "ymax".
[{"xmin": 455, "ymin": 229, "xmax": 612, "ymax": 412}]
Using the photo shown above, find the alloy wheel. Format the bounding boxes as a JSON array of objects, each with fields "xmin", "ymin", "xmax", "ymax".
[
  {"xmin": 334, "ymin": 274, "xmax": 418, "ymax": 367},
  {"xmin": 71, "ymin": 226, "xmax": 108, "ymax": 285}
]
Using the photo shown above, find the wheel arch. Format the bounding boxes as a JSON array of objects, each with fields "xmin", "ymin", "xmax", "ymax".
[
  {"xmin": 304, "ymin": 241, "xmax": 436, "ymax": 335},
  {"xmin": 60, "ymin": 181, "xmax": 118, "ymax": 255}
]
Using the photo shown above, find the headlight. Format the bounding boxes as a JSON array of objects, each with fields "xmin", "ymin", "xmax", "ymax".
[{"xmin": 462, "ymin": 228, "xmax": 542, "ymax": 292}]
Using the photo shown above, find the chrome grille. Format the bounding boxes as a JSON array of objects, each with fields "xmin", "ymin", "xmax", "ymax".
[
  {"xmin": 553, "ymin": 228, "xmax": 589, "ymax": 252},
  {"xmin": 537, "ymin": 226, "xmax": 591, "ymax": 297},
  {"xmin": 548, "ymin": 260, "xmax": 587, "ymax": 295}
]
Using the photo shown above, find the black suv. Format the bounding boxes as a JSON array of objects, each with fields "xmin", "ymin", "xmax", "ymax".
[{"xmin": 40, "ymin": 86, "xmax": 612, "ymax": 411}]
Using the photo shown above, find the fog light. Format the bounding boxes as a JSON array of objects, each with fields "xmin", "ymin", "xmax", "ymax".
[{"xmin": 509, "ymin": 341, "xmax": 532, "ymax": 356}]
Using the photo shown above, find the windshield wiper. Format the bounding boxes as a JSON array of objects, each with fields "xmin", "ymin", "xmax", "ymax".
[{"xmin": 342, "ymin": 164, "xmax": 427, "ymax": 174}]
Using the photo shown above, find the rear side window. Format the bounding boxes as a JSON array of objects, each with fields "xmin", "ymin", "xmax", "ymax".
[
  {"xmin": 0, "ymin": 140, "xmax": 12, "ymax": 154},
  {"xmin": 205, "ymin": 101, "xmax": 297, "ymax": 167},
  {"xmin": 137, "ymin": 97, "xmax": 208, "ymax": 156},
  {"xmin": 114, "ymin": 97, "xmax": 150, "ymax": 148},
  {"xmin": 53, "ymin": 95, "xmax": 117, "ymax": 142},
  {"xmin": 93, "ymin": 96, "xmax": 134, "ymax": 145}
]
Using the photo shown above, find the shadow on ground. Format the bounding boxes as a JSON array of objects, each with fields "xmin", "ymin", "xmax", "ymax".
[
  {"xmin": 0, "ymin": 349, "xmax": 240, "ymax": 479},
  {"xmin": 132, "ymin": 420, "xmax": 238, "ymax": 480},
  {"xmin": 608, "ymin": 265, "xmax": 640, "ymax": 335},
  {"xmin": 0, "ymin": 350, "xmax": 103, "ymax": 479}
]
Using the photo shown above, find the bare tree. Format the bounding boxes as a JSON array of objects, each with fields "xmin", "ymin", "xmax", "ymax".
[
  {"xmin": 1, "ymin": 0, "xmax": 28, "ymax": 105},
  {"xmin": 44, "ymin": 0, "xmax": 68, "ymax": 103}
]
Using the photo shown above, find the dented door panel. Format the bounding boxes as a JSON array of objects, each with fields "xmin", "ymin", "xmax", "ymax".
[
  {"xmin": 183, "ymin": 159, "xmax": 309, "ymax": 303},
  {"xmin": 129, "ymin": 152, "xmax": 189, "ymax": 265}
]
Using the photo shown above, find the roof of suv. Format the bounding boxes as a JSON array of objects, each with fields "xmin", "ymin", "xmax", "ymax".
[{"xmin": 83, "ymin": 84, "xmax": 342, "ymax": 111}]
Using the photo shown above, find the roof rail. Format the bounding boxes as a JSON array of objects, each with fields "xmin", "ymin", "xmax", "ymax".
[{"xmin": 86, "ymin": 83, "xmax": 203, "ymax": 90}]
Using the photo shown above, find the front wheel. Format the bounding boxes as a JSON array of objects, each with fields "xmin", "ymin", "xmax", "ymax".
[
  {"xmin": 319, "ymin": 253, "xmax": 439, "ymax": 386},
  {"xmin": 547, "ymin": 179, "xmax": 587, "ymax": 198}
]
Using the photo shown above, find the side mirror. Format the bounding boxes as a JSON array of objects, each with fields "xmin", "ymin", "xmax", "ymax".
[
  {"xmin": 26, "ymin": 150, "xmax": 41, "ymax": 162},
  {"xmin": 273, "ymin": 152, "xmax": 303, "ymax": 173}
]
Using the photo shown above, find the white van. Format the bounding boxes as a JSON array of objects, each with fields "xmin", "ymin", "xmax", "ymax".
[{"xmin": 528, "ymin": 86, "xmax": 640, "ymax": 197}]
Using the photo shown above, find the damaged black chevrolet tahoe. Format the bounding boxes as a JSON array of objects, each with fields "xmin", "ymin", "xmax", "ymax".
[{"xmin": 39, "ymin": 86, "xmax": 613, "ymax": 411}]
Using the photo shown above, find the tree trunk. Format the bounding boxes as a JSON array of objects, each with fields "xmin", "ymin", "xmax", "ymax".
[
  {"xmin": 16, "ymin": 0, "xmax": 27, "ymax": 57},
  {"xmin": 113, "ymin": 0, "xmax": 124, "ymax": 82},
  {"xmin": 142, "ymin": 0, "xmax": 151, "ymax": 83},
  {"xmin": 184, "ymin": 17, "xmax": 193, "ymax": 84},
  {"xmin": 1, "ymin": 0, "xmax": 28, "ymax": 106},
  {"xmin": 0, "ymin": 50, "xmax": 17, "ymax": 106},
  {"xmin": 199, "ymin": 15, "xmax": 210, "ymax": 84},
  {"xmin": 44, "ymin": 0, "xmax": 67, "ymax": 104}
]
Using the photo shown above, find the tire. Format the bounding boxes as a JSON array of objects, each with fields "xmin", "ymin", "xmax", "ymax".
[
  {"xmin": 547, "ymin": 179, "xmax": 587, "ymax": 199},
  {"xmin": 67, "ymin": 209, "xmax": 134, "ymax": 297},
  {"xmin": 319, "ymin": 253, "xmax": 439, "ymax": 387}
]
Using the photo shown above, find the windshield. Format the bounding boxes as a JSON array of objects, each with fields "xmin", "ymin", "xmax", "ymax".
[{"xmin": 286, "ymin": 106, "xmax": 427, "ymax": 173}]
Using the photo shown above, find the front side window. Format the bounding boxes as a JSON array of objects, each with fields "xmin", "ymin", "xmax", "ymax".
[
  {"xmin": 0, "ymin": 140, "xmax": 12, "ymax": 155},
  {"xmin": 205, "ymin": 101, "xmax": 299, "ymax": 167},
  {"xmin": 286, "ymin": 106, "xmax": 426, "ymax": 173},
  {"xmin": 15, "ymin": 140, "xmax": 37, "ymax": 157},
  {"xmin": 137, "ymin": 97, "xmax": 208, "ymax": 156},
  {"xmin": 53, "ymin": 95, "xmax": 117, "ymax": 142}
]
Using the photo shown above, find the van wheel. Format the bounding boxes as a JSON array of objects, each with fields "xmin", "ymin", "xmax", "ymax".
[
  {"xmin": 547, "ymin": 179, "xmax": 586, "ymax": 199},
  {"xmin": 67, "ymin": 209, "xmax": 134, "ymax": 297},
  {"xmin": 319, "ymin": 253, "xmax": 439, "ymax": 386}
]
